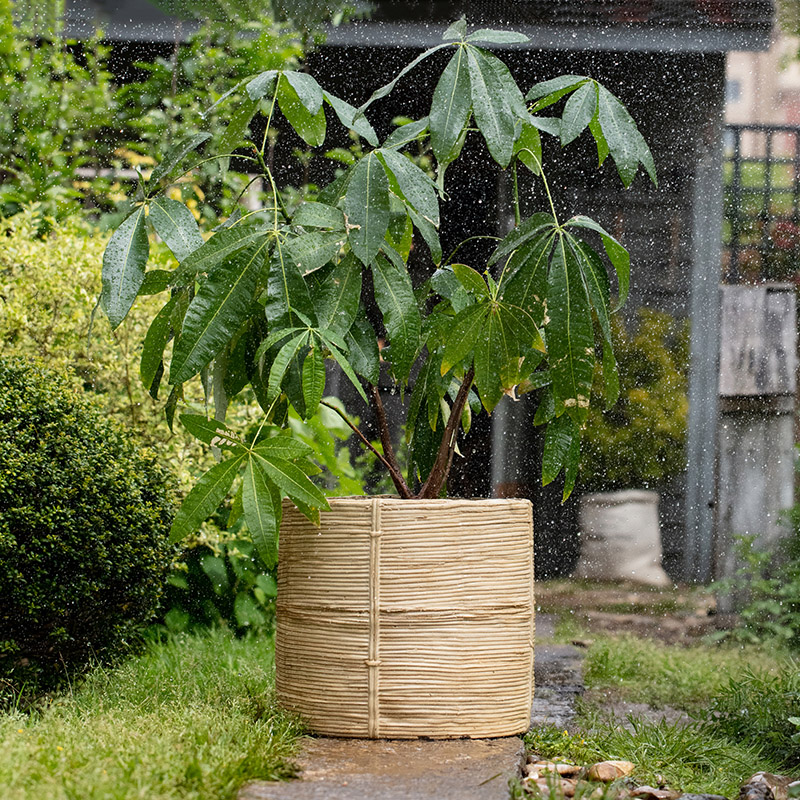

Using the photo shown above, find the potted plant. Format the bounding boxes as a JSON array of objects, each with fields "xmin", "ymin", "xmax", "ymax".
[
  {"xmin": 575, "ymin": 309, "xmax": 688, "ymax": 586},
  {"xmin": 101, "ymin": 19, "xmax": 655, "ymax": 738}
]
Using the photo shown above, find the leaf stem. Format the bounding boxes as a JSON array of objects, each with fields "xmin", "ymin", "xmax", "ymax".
[
  {"xmin": 319, "ymin": 400, "xmax": 413, "ymax": 498},
  {"xmin": 444, "ymin": 235, "xmax": 501, "ymax": 266},
  {"xmin": 417, "ymin": 365, "xmax": 475, "ymax": 499},
  {"xmin": 511, "ymin": 160, "xmax": 521, "ymax": 227}
]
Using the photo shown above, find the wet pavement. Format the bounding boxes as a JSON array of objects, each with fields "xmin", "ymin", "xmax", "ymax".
[{"xmin": 238, "ymin": 615, "xmax": 583, "ymax": 800}]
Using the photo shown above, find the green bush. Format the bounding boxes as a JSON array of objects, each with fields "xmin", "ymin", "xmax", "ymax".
[
  {"xmin": 700, "ymin": 663, "xmax": 800, "ymax": 770},
  {"xmin": 579, "ymin": 308, "xmax": 689, "ymax": 492},
  {"xmin": 0, "ymin": 357, "xmax": 176, "ymax": 700}
]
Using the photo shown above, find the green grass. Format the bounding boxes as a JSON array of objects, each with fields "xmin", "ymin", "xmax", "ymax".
[
  {"xmin": 582, "ymin": 634, "xmax": 787, "ymax": 715},
  {"xmin": 0, "ymin": 630, "xmax": 302, "ymax": 800}
]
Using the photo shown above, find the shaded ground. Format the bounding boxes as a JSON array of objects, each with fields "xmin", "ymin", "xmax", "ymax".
[{"xmin": 535, "ymin": 580, "xmax": 718, "ymax": 645}]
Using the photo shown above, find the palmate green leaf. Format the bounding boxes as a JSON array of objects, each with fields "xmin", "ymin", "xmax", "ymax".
[
  {"xmin": 429, "ymin": 46, "xmax": 472, "ymax": 166},
  {"xmin": 561, "ymin": 81, "xmax": 597, "ymax": 147},
  {"xmin": 302, "ymin": 346, "xmax": 326, "ymax": 416},
  {"xmin": 407, "ymin": 206, "xmax": 442, "ymax": 265},
  {"xmin": 547, "ymin": 237, "xmax": 595, "ymax": 426},
  {"xmin": 498, "ymin": 231, "xmax": 554, "ymax": 328},
  {"xmin": 443, "ymin": 17, "xmax": 467, "ymax": 41},
  {"xmin": 139, "ymin": 269, "xmax": 172, "ymax": 296},
  {"xmin": 344, "ymin": 153, "xmax": 391, "ymax": 266},
  {"xmin": 440, "ymin": 302, "xmax": 488, "ymax": 375},
  {"xmin": 542, "ymin": 413, "xmax": 581, "ymax": 500},
  {"xmin": 170, "ymin": 237, "xmax": 271, "ymax": 384},
  {"xmin": 488, "ymin": 211, "xmax": 556, "ymax": 267},
  {"xmin": 253, "ymin": 436, "xmax": 313, "ymax": 460},
  {"xmin": 358, "ymin": 43, "xmax": 452, "ymax": 113},
  {"xmin": 322, "ymin": 335, "xmax": 369, "ymax": 402},
  {"xmin": 525, "ymin": 75, "xmax": 588, "ymax": 106},
  {"xmin": 467, "ymin": 29, "xmax": 529, "ymax": 44},
  {"xmin": 241, "ymin": 456, "xmax": 280, "ymax": 567},
  {"xmin": 473, "ymin": 306, "xmax": 508, "ymax": 412},
  {"xmin": 466, "ymin": 45, "xmax": 516, "ymax": 167},
  {"xmin": 514, "ymin": 121, "xmax": 542, "ymax": 174},
  {"xmin": 285, "ymin": 230, "xmax": 345, "ymax": 275},
  {"xmin": 179, "ymin": 413, "xmax": 246, "ymax": 451},
  {"xmin": 292, "ymin": 201, "xmax": 345, "ymax": 230},
  {"xmin": 148, "ymin": 197, "xmax": 204, "ymax": 263},
  {"xmin": 383, "ymin": 116, "xmax": 430, "ymax": 150},
  {"xmin": 252, "ymin": 451, "xmax": 329, "ymax": 515},
  {"xmin": 565, "ymin": 215, "xmax": 630, "ymax": 309},
  {"xmin": 589, "ymin": 111, "xmax": 610, "ymax": 166},
  {"xmin": 265, "ymin": 239, "xmax": 315, "ymax": 325},
  {"xmin": 140, "ymin": 295, "xmax": 176, "ymax": 391},
  {"xmin": 483, "ymin": 50, "xmax": 530, "ymax": 122},
  {"xmin": 452, "ymin": 263, "xmax": 490, "ymax": 299},
  {"xmin": 101, "ymin": 205, "xmax": 150, "ymax": 329},
  {"xmin": 246, "ymin": 70, "xmax": 278, "ymax": 101},
  {"xmin": 219, "ymin": 95, "xmax": 259, "ymax": 160},
  {"xmin": 268, "ymin": 331, "xmax": 308, "ymax": 400},
  {"xmin": 378, "ymin": 148, "xmax": 440, "ymax": 227},
  {"xmin": 149, "ymin": 132, "xmax": 211, "ymax": 185},
  {"xmin": 277, "ymin": 75, "xmax": 326, "ymax": 147},
  {"xmin": 171, "ymin": 226, "xmax": 269, "ymax": 286},
  {"xmin": 372, "ymin": 252, "xmax": 421, "ymax": 383},
  {"xmin": 170, "ymin": 452, "xmax": 245, "ymax": 542},
  {"xmin": 284, "ymin": 70, "xmax": 324, "ymax": 114},
  {"xmin": 313, "ymin": 252, "xmax": 362, "ymax": 337},
  {"xmin": 345, "ymin": 311, "xmax": 380, "ymax": 385},
  {"xmin": 596, "ymin": 85, "xmax": 657, "ymax": 187},
  {"xmin": 323, "ymin": 90, "xmax": 378, "ymax": 147}
]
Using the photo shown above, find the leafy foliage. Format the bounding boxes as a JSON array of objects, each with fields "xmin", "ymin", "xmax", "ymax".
[
  {"xmin": 102, "ymin": 19, "xmax": 656, "ymax": 561},
  {"xmin": 579, "ymin": 309, "xmax": 688, "ymax": 492},
  {"xmin": 0, "ymin": 357, "xmax": 175, "ymax": 700}
]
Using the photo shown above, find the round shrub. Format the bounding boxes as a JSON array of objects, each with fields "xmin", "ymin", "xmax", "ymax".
[{"xmin": 0, "ymin": 357, "xmax": 175, "ymax": 700}]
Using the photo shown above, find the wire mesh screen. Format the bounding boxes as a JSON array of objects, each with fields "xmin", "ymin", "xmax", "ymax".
[{"xmin": 724, "ymin": 124, "xmax": 800, "ymax": 285}]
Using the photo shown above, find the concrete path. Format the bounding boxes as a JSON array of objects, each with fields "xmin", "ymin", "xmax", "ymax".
[{"xmin": 239, "ymin": 616, "xmax": 583, "ymax": 800}]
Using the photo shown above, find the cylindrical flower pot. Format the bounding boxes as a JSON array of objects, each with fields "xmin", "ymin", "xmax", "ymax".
[
  {"xmin": 574, "ymin": 489, "xmax": 670, "ymax": 586},
  {"xmin": 275, "ymin": 496, "xmax": 535, "ymax": 739}
]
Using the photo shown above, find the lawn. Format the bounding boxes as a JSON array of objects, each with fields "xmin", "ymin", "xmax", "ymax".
[{"xmin": 0, "ymin": 630, "xmax": 302, "ymax": 800}]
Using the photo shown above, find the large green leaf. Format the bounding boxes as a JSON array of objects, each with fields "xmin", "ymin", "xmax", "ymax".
[
  {"xmin": 323, "ymin": 90, "xmax": 378, "ymax": 147},
  {"xmin": 542, "ymin": 413, "xmax": 580, "ymax": 499},
  {"xmin": 268, "ymin": 331, "xmax": 308, "ymax": 400},
  {"xmin": 344, "ymin": 153, "xmax": 391, "ymax": 266},
  {"xmin": 179, "ymin": 413, "xmax": 246, "ymax": 451},
  {"xmin": 440, "ymin": 302, "xmax": 488, "ymax": 375},
  {"xmin": 285, "ymin": 231, "xmax": 345, "ymax": 275},
  {"xmin": 277, "ymin": 75, "xmax": 326, "ymax": 147},
  {"xmin": 467, "ymin": 29, "xmax": 529, "ymax": 44},
  {"xmin": 253, "ymin": 435, "xmax": 313, "ymax": 460},
  {"xmin": 514, "ymin": 121, "xmax": 542, "ymax": 174},
  {"xmin": 170, "ymin": 237, "xmax": 270, "ymax": 384},
  {"xmin": 140, "ymin": 295, "xmax": 176, "ymax": 391},
  {"xmin": 372, "ymin": 253, "xmax": 421, "ymax": 382},
  {"xmin": 252, "ymin": 451, "xmax": 329, "ymax": 513},
  {"xmin": 101, "ymin": 205, "xmax": 150, "ymax": 329},
  {"xmin": 292, "ymin": 201, "xmax": 345, "ymax": 230},
  {"xmin": 565, "ymin": 215, "xmax": 630, "ymax": 309},
  {"xmin": 378, "ymin": 148, "xmax": 440, "ymax": 227},
  {"xmin": 245, "ymin": 70, "xmax": 278, "ymax": 100},
  {"xmin": 525, "ymin": 75, "xmax": 588, "ymax": 105},
  {"xmin": 473, "ymin": 306, "xmax": 508, "ymax": 412},
  {"xmin": 498, "ymin": 231, "xmax": 554, "ymax": 328},
  {"xmin": 451, "ymin": 262, "xmax": 490, "ymax": 299},
  {"xmin": 313, "ymin": 253, "xmax": 362, "ymax": 336},
  {"xmin": 488, "ymin": 212, "xmax": 556, "ymax": 267},
  {"xmin": 345, "ymin": 311, "xmax": 380, "ymax": 385},
  {"xmin": 284, "ymin": 70, "xmax": 324, "ymax": 114},
  {"xmin": 561, "ymin": 81, "xmax": 597, "ymax": 147},
  {"xmin": 302, "ymin": 346, "xmax": 326, "ymax": 416},
  {"xmin": 429, "ymin": 46, "xmax": 472, "ymax": 165},
  {"xmin": 172, "ymin": 226, "xmax": 269, "ymax": 285},
  {"xmin": 149, "ymin": 197, "xmax": 204, "ymax": 263},
  {"xmin": 265, "ymin": 239, "xmax": 315, "ymax": 325},
  {"xmin": 466, "ymin": 45, "xmax": 516, "ymax": 167},
  {"xmin": 242, "ymin": 455, "xmax": 280, "ymax": 566},
  {"xmin": 546, "ymin": 237, "xmax": 595, "ymax": 426},
  {"xmin": 219, "ymin": 95, "xmax": 259, "ymax": 159},
  {"xmin": 383, "ymin": 116, "xmax": 429, "ymax": 150},
  {"xmin": 170, "ymin": 453, "xmax": 245, "ymax": 542}
]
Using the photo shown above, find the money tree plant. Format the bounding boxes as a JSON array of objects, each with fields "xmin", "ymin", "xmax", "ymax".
[{"xmin": 101, "ymin": 19, "xmax": 656, "ymax": 564}]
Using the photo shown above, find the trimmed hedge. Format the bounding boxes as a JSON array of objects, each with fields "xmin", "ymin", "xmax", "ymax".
[{"xmin": 0, "ymin": 357, "xmax": 175, "ymax": 699}]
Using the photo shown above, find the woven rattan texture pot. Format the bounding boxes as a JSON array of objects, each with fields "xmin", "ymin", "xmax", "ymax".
[{"xmin": 275, "ymin": 496, "xmax": 535, "ymax": 739}]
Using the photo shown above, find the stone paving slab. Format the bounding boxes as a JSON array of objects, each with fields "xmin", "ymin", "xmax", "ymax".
[
  {"xmin": 239, "ymin": 618, "xmax": 584, "ymax": 800},
  {"xmin": 238, "ymin": 737, "xmax": 526, "ymax": 800}
]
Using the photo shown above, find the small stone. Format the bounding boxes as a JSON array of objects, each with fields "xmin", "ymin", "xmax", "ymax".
[
  {"xmin": 587, "ymin": 760, "xmax": 636, "ymax": 782},
  {"xmin": 746, "ymin": 773, "xmax": 799, "ymax": 800},
  {"xmin": 631, "ymin": 786, "xmax": 681, "ymax": 800},
  {"xmin": 739, "ymin": 781, "xmax": 776, "ymax": 800}
]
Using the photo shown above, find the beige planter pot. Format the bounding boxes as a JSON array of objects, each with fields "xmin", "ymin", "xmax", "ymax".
[
  {"xmin": 275, "ymin": 496, "xmax": 535, "ymax": 739},
  {"xmin": 574, "ymin": 490, "xmax": 670, "ymax": 586}
]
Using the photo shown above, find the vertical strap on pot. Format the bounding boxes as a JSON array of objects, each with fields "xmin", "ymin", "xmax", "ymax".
[{"xmin": 367, "ymin": 496, "xmax": 382, "ymax": 737}]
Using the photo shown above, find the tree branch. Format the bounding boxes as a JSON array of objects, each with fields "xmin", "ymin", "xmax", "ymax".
[
  {"xmin": 320, "ymin": 400, "xmax": 413, "ymax": 499},
  {"xmin": 370, "ymin": 385, "xmax": 412, "ymax": 498},
  {"xmin": 418, "ymin": 366, "xmax": 475, "ymax": 499}
]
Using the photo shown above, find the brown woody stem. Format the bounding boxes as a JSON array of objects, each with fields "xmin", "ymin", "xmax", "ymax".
[
  {"xmin": 418, "ymin": 366, "xmax": 475, "ymax": 499},
  {"xmin": 369, "ymin": 385, "xmax": 412, "ymax": 499},
  {"xmin": 319, "ymin": 400, "xmax": 413, "ymax": 499}
]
